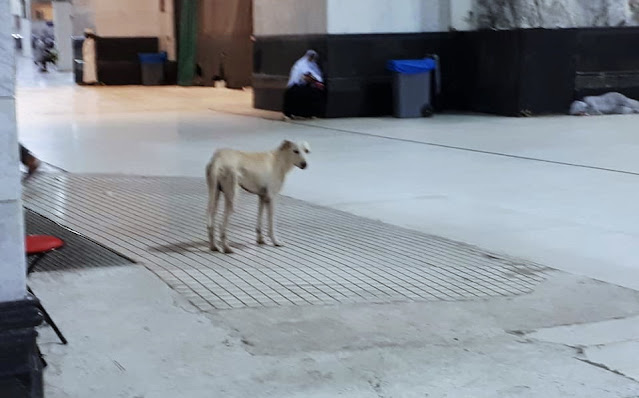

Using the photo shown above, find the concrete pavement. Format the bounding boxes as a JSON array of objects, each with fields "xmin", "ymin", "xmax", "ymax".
[{"xmin": 18, "ymin": 64, "xmax": 639, "ymax": 397}]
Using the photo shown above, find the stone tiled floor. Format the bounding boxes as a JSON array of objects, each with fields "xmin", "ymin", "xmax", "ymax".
[{"xmin": 23, "ymin": 174, "xmax": 547, "ymax": 311}]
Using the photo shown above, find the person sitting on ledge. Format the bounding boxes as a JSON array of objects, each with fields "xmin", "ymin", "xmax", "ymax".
[
  {"xmin": 82, "ymin": 29, "xmax": 99, "ymax": 85},
  {"xmin": 283, "ymin": 50, "xmax": 325, "ymax": 120},
  {"xmin": 570, "ymin": 92, "xmax": 639, "ymax": 116}
]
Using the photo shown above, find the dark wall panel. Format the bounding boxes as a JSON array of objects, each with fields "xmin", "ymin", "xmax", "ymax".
[
  {"xmin": 518, "ymin": 29, "xmax": 577, "ymax": 114},
  {"xmin": 96, "ymin": 37, "xmax": 158, "ymax": 62},
  {"xmin": 462, "ymin": 30, "xmax": 522, "ymax": 116},
  {"xmin": 576, "ymin": 27, "xmax": 639, "ymax": 72},
  {"xmin": 94, "ymin": 37, "xmax": 159, "ymax": 86},
  {"xmin": 254, "ymin": 27, "xmax": 639, "ymax": 117}
]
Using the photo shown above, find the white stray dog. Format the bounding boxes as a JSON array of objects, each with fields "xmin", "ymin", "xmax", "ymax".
[{"xmin": 205, "ymin": 140, "xmax": 310, "ymax": 253}]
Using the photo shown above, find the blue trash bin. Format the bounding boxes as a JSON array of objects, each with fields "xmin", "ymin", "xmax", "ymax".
[
  {"xmin": 138, "ymin": 52, "xmax": 167, "ymax": 86},
  {"xmin": 387, "ymin": 58, "xmax": 437, "ymax": 118}
]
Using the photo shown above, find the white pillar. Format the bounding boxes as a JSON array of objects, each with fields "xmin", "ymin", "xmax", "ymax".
[
  {"xmin": 436, "ymin": 0, "xmax": 452, "ymax": 31},
  {"xmin": 254, "ymin": 0, "xmax": 455, "ymax": 36},
  {"xmin": 450, "ymin": 0, "xmax": 474, "ymax": 31},
  {"xmin": 159, "ymin": 0, "xmax": 176, "ymax": 60},
  {"xmin": 254, "ymin": 0, "xmax": 327, "ymax": 36},
  {"xmin": 20, "ymin": 18, "xmax": 32, "ymax": 58},
  {"xmin": 53, "ymin": 0, "xmax": 73, "ymax": 71},
  {"xmin": 19, "ymin": 0, "xmax": 32, "ymax": 58},
  {"xmin": 326, "ymin": 0, "xmax": 451, "ymax": 34},
  {"xmin": 0, "ymin": 0, "xmax": 27, "ymax": 303}
]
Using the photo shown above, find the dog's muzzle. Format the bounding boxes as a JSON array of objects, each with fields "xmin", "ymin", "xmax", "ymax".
[{"xmin": 300, "ymin": 162, "xmax": 307, "ymax": 169}]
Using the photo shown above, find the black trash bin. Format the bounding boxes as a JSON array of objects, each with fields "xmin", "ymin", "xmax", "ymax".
[
  {"xmin": 138, "ymin": 52, "xmax": 167, "ymax": 86},
  {"xmin": 387, "ymin": 58, "xmax": 438, "ymax": 118}
]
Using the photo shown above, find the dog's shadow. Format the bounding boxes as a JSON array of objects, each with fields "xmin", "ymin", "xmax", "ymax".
[{"xmin": 148, "ymin": 240, "xmax": 249, "ymax": 254}]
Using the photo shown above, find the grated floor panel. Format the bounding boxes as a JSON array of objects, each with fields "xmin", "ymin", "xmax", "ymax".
[
  {"xmin": 24, "ymin": 208, "xmax": 134, "ymax": 272},
  {"xmin": 23, "ymin": 174, "xmax": 547, "ymax": 311}
]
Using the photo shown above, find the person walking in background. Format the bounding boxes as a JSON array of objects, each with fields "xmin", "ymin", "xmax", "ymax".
[
  {"xmin": 33, "ymin": 36, "xmax": 54, "ymax": 72},
  {"xmin": 283, "ymin": 50, "xmax": 325, "ymax": 119},
  {"xmin": 82, "ymin": 29, "xmax": 98, "ymax": 85}
]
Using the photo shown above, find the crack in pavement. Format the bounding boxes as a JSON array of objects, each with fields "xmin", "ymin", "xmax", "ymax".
[{"xmin": 576, "ymin": 358, "xmax": 637, "ymax": 382}]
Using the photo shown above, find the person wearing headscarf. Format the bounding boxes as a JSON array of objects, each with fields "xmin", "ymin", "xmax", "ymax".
[
  {"xmin": 82, "ymin": 28, "xmax": 98, "ymax": 85},
  {"xmin": 283, "ymin": 50, "xmax": 325, "ymax": 119}
]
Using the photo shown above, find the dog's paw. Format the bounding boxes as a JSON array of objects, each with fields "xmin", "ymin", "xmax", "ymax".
[
  {"xmin": 223, "ymin": 246, "xmax": 235, "ymax": 254},
  {"xmin": 209, "ymin": 244, "xmax": 220, "ymax": 252},
  {"xmin": 272, "ymin": 241, "xmax": 284, "ymax": 247},
  {"xmin": 257, "ymin": 237, "xmax": 266, "ymax": 245}
]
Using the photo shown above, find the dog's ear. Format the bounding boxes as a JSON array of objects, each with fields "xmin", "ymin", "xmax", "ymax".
[
  {"xmin": 279, "ymin": 140, "xmax": 293, "ymax": 151},
  {"xmin": 300, "ymin": 141, "xmax": 311, "ymax": 154}
]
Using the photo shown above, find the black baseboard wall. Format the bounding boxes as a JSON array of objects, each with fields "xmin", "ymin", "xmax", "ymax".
[
  {"xmin": 86, "ymin": 37, "xmax": 159, "ymax": 86},
  {"xmin": 0, "ymin": 299, "xmax": 44, "ymax": 398},
  {"xmin": 254, "ymin": 27, "xmax": 639, "ymax": 117}
]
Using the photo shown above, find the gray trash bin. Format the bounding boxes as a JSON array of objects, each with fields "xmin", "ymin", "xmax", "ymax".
[
  {"xmin": 138, "ymin": 52, "xmax": 167, "ymax": 86},
  {"xmin": 387, "ymin": 58, "xmax": 438, "ymax": 118}
]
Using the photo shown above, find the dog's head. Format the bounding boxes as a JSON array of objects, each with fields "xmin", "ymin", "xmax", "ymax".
[{"xmin": 279, "ymin": 140, "xmax": 311, "ymax": 169}]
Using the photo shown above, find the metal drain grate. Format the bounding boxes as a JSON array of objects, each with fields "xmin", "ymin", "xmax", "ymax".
[
  {"xmin": 23, "ymin": 174, "xmax": 548, "ymax": 311},
  {"xmin": 24, "ymin": 209, "xmax": 134, "ymax": 272}
]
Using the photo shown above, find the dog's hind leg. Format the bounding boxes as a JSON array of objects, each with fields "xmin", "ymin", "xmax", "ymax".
[
  {"xmin": 265, "ymin": 196, "xmax": 283, "ymax": 247},
  {"xmin": 207, "ymin": 186, "xmax": 221, "ymax": 251},
  {"xmin": 220, "ymin": 173, "xmax": 238, "ymax": 254},
  {"xmin": 256, "ymin": 196, "xmax": 266, "ymax": 245},
  {"xmin": 206, "ymin": 163, "xmax": 221, "ymax": 252}
]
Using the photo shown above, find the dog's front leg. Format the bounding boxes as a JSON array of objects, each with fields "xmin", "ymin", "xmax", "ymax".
[
  {"xmin": 207, "ymin": 183, "xmax": 221, "ymax": 252},
  {"xmin": 219, "ymin": 179, "xmax": 237, "ymax": 254},
  {"xmin": 256, "ymin": 196, "xmax": 266, "ymax": 245},
  {"xmin": 220, "ymin": 197, "xmax": 235, "ymax": 254},
  {"xmin": 265, "ymin": 196, "xmax": 283, "ymax": 247}
]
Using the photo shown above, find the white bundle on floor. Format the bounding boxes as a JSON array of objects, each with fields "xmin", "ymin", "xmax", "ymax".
[{"xmin": 570, "ymin": 92, "xmax": 639, "ymax": 115}]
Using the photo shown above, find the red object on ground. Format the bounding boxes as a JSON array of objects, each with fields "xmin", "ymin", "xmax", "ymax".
[{"xmin": 25, "ymin": 235, "xmax": 64, "ymax": 255}]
